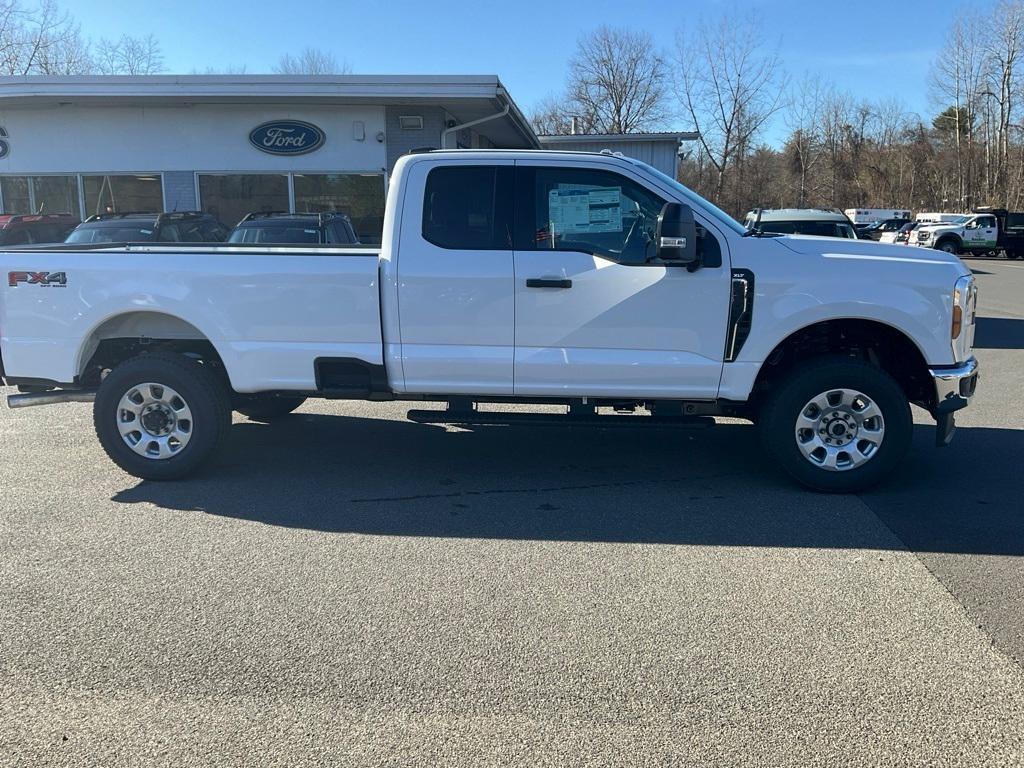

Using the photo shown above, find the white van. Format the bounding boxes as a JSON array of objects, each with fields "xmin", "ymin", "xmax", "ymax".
[{"xmin": 844, "ymin": 209, "xmax": 912, "ymax": 225}]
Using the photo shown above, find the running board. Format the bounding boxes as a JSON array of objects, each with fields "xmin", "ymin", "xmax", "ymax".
[{"xmin": 406, "ymin": 409, "xmax": 714, "ymax": 429}]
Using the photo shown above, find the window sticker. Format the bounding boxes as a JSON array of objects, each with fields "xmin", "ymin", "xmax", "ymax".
[{"xmin": 548, "ymin": 186, "xmax": 622, "ymax": 235}]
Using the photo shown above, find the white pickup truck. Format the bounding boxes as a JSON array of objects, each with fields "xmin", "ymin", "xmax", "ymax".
[
  {"xmin": 913, "ymin": 208, "xmax": 1024, "ymax": 258},
  {"xmin": 0, "ymin": 150, "xmax": 979, "ymax": 492}
]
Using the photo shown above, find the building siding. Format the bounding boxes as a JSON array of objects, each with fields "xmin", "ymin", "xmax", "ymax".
[
  {"xmin": 385, "ymin": 106, "xmax": 446, "ymax": 172},
  {"xmin": 537, "ymin": 138, "xmax": 681, "ymax": 179},
  {"xmin": 0, "ymin": 104, "xmax": 387, "ymax": 174}
]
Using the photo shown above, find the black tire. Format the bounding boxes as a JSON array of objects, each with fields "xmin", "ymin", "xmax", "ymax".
[
  {"xmin": 757, "ymin": 357, "xmax": 913, "ymax": 493},
  {"xmin": 936, "ymin": 238, "xmax": 960, "ymax": 255},
  {"xmin": 233, "ymin": 394, "xmax": 307, "ymax": 422},
  {"xmin": 94, "ymin": 352, "xmax": 232, "ymax": 480}
]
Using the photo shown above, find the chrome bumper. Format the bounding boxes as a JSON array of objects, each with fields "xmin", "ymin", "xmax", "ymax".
[
  {"xmin": 929, "ymin": 357, "xmax": 979, "ymax": 413},
  {"xmin": 928, "ymin": 357, "xmax": 979, "ymax": 447}
]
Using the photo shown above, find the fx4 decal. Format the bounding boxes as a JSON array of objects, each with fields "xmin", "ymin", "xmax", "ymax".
[{"xmin": 8, "ymin": 271, "xmax": 67, "ymax": 288}]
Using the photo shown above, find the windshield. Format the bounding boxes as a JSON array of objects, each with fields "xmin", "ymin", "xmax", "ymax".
[
  {"xmin": 65, "ymin": 226, "xmax": 156, "ymax": 243},
  {"xmin": 624, "ymin": 158, "xmax": 746, "ymax": 235},
  {"xmin": 228, "ymin": 225, "xmax": 322, "ymax": 244}
]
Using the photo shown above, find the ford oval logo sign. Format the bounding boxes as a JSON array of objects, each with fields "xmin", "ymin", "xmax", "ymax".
[{"xmin": 249, "ymin": 120, "xmax": 325, "ymax": 155}]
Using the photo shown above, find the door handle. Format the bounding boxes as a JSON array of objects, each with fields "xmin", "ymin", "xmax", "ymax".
[{"xmin": 526, "ymin": 278, "xmax": 572, "ymax": 289}]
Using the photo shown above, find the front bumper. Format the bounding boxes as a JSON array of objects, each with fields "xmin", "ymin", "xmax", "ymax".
[{"xmin": 928, "ymin": 357, "xmax": 979, "ymax": 446}]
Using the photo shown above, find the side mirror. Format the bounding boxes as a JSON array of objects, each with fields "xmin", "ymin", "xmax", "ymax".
[{"xmin": 656, "ymin": 202, "xmax": 698, "ymax": 266}]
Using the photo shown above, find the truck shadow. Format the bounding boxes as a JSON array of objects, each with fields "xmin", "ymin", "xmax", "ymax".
[
  {"xmin": 974, "ymin": 316, "xmax": 1024, "ymax": 349},
  {"xmin": 110, "ymin": 413, "xmax": 1024, "ymax": 556}
]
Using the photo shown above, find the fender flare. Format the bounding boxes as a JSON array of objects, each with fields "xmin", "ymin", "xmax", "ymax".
[{"xmin": 74, "ymin": 309, "xmax": 236, "ymax": 387}]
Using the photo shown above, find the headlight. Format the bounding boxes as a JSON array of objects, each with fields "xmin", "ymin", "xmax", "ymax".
[{"xmin": 951, "ymin": 274, "xmax": 977, "ymax": 362}]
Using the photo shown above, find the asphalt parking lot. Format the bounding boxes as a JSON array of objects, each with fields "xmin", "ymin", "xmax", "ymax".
[{"xmin": 2, "ymin": 260, "xmax": 1024, "ymax": 767}]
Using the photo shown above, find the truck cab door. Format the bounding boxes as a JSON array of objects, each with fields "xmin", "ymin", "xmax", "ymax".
[
  {"xmin": 511, "ymin": 162, "xmax": 731, "ymax": 399},
  {"xmin": 977, "ymin": 215, "xmax": 998, "ymax": 248},
  {"xmin": 394, "ymin": 160, "xmax": 515, "ymax": 395}
]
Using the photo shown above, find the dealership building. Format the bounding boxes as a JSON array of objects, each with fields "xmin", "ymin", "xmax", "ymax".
[{"xmin": 0, "ymin": 74, "xmax": 691, "ymax": 243}]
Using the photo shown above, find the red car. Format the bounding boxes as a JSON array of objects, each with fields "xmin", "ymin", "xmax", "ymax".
[{"xmin": 0, "ymin": 213, "xmax": 80, "ymax": 246}]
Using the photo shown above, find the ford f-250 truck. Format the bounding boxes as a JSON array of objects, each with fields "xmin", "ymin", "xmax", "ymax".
[{"xmin": 0, "ymin": 150, "xmax": 979, "ymax": 492}]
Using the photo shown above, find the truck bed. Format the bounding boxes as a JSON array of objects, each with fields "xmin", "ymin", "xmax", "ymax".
[{"xmin": 0, "ymin": 243, "xmax": 383, "ymax": 392}]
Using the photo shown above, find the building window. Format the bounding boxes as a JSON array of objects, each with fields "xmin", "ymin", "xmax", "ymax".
[
  {"xmin": 82, "ymin": 174, "xmax": 164, "ymax": 217},
  {"xmin": 293, "ymin": 173, "xmax": 386, "ymax": 243},
  {"xmin": 0, "ymin": 175, "xmax": 78, "ymax": 216},
  {"xmin": 0, "ymin": 177, "xmax": 30, "ymax": 213},
  {"xmin": 32, "ymin": 176, "xmax": 79, "ymax": 216},
  {"xmin": 197, "ymin": 174, "xmax": 289, "ymax": 228}
]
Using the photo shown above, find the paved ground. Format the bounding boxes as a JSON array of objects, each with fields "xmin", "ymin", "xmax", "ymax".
[{"xmin": 1, "ymin": 260, "xmax": 1023, "ymax": 767}]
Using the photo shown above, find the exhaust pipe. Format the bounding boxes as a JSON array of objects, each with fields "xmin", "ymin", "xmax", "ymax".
[{"xmin": 7, "ymin": 390, "xmax": 96, "ymax": 409}]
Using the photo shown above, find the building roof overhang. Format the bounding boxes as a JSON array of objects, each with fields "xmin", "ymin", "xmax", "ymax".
[{"xmin": 0, "ymin": 74, "xmax": 540, "ymax": 148}]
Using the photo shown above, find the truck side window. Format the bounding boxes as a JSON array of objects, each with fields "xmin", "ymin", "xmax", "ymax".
[
  {"xmin": 422, "ymin": 166, "xmax": 512, "ymax": 250},
  {"xmin": 516, "ymin": 167, "xmax": 665, "ymax": 265}
]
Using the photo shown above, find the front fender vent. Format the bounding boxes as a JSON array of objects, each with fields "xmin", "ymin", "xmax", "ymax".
[{"xmin": 725, "ymin": 269, "xmax": 755, "ymax": 362}]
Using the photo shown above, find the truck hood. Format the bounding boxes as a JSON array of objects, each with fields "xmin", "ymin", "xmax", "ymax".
[{"xmin": 775, "ymin": 234, "xmax": 965, "ymax": 267}]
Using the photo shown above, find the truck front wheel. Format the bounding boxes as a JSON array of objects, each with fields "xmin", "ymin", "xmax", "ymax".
[
  {"xmin": 936, "ymin": 239, "xmax": 960, "ymax": 255},
  {"xmin": 94, "ymin": 352, "xmax": 232, "ymax": 480},
  {"xmin": 758, "ymin": 358, "xmax": 912, "ymax": 493}
]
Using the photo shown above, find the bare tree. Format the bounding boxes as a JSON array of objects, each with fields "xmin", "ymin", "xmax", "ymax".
[
  {"xmin": 931, "ymin": 15, "xmax": 989, "ymax": 208},
  {"xmin": 0, "ymin": 0, "xmax": 89, "ymax": 74},
  {"xmin": 561, "ymin": 26, "xmax": 667, "ymax": 134},
  {"xmin": 31, "ymin": 24, "xmax": 91, "ymax": 74},
  {"xmin": 190, "ymin": 64, "xmax": 249, "ymax": 75},
  {"xmin": 983, "ymin": 0, "xmax": 1024, "ymax": 201},
  {"xmin": 784, "ymin": 76, "xmax": 826, "ymax": 206},
  {"xmin": 529, "ymin": 93, "xmax": 575, "ymax": 136},
  {"xmin": 675, "ymin": 15, "xmax": 785, "ymax": 205},
  {"xmin": 94, "ymin": 33, "xmax": 163, "ymax": 75},
  {"xmin": 274, "ymin": 46, "xmax": 349, "ymax": 75}
]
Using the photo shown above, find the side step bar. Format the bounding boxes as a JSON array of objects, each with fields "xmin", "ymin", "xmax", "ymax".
[
  {"xmin": 7, "ymin": 390, "xmax": 96, "ymax": 409},
  {"xmin": 406, "ymin": 409, "xmax": 714, "ymax": 429}
]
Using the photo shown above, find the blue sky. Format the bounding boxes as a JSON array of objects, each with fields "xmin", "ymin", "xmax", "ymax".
[{"xmin": 59, "ymin": 0, "xmax": 959, "ymax": 146}]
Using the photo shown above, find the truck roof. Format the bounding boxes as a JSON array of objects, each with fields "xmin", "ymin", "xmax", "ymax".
[
  {"xmin": 744, "ymin": 209, "xmax": 850, "ymax": 222},
  {"xmin": 401, "ymin": 148, "xmax": 646, "ymax": 165}
]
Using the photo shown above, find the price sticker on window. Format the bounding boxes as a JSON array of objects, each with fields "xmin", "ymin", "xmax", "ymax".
[{"xmin": 548, "ymin": 186, "xmax": 622, "ymax": 235}]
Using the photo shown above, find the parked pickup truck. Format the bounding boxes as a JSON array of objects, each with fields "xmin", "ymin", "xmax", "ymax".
[
  {"xmin": 913, "ymin": 207, "xmax": 1024, "ymax": 258},
  {"xmin": 0, "ymin": 150, "xmax": 979, "ymax": 492}
]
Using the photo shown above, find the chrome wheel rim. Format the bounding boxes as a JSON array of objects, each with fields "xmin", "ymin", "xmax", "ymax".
[
  {"xmin": 794, "ymin": 388, "xmax": 885, "ymax": 472},
  {"xmin": 116, "ymin": 382, "xmax": 193, "ymax": 460}
]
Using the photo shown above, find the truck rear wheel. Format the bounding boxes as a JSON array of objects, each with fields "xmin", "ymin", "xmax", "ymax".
[
  {"xmin": 233, "ymin": 394, "xmax": 307, "ymax": 422},
  {"xmin": 758, "ymin": 357, "xmax": 912, "ymax": 493},
  {"xmin": 94, "ymin": 352, "xmax": 232, "ymax": 480}
]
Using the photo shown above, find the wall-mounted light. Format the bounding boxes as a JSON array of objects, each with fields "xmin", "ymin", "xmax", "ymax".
[{"xmin": 353, "ymin": 121, "xmax": 365, "ymax": 141}]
